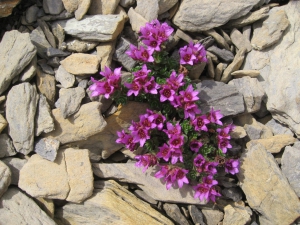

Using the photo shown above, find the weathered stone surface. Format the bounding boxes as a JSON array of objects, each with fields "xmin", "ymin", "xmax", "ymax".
[
  {"xmin": 55, "ymin": 180, "xmax": 173, "ymax": 225},
  {"xmin": 134, "ymin": 189, "xmax": 157, "ymax": 205},
  {"xmin": 202, "ymin": 209, "xmax": 224, "ymax": 225},
  {"xmin": 0, "ymin": 160, "xmax": 11, "ymax": 198},
  {"xmin": 36, "ymin": 67, "xmax": 56, "ymax": 106},
  {"xmin": 128, "ymin": 7, "xmax": 148, "ymax": 32},
  {"xmin": 251, "ymin": 9, "xmax": 289, "ymax": 50},
  {"xmin": 196, "ymin": 80, "xmax": 244, "ymax": 117},
  {"xmin": 230, "ymin": 28, "xmax": 252, "ymax": 52},
  {"xmin": 25, "ymin": 4, "xmax": 39, "ymax": 23},
  {"xmin": 221, "ymin": 48, "xmax": 246, "ymax": 83},
  {"xmin": 163, "ymin": 203, "xmax": 189, "ymax": 225},
  {"xmin": 0, "ymin": 134, "xmax": 16, "ymax": 158},
  {"xmin": 237, "ymin": 141, "xmax": 300, "ymax": 225},
  {"xmin": 60, "ymin": 53, "xmax": 99, "ymax": 75},
  {"xmin": 62, "ymin": 0, "xmax": 78, "ymax": 13},
  {"xmin": 53, "ymin": 15, "xmax": 125, "ymax": 41},
  {"xmin": 113, "ymin": 37, "xmax": 138, "ymax": 71},
  {"xmin": 75, "ymin": 0, "xmax": 91, "ymax": 20},
  {"xmin": 135, "ymin": 0, "xmax": 159, "ymax": 22},
  {"xmin": 38, "ymin": 19, "xmax": 57, "ymax": 48},
  {"xmin": 52, "ymin": 23, "xmax": 65, "ymax": 49},
  {"xmin": 97, "ymin": 41, "xmax": 116, "ymax": 71},
  {"xmin": 244, "ymin": 121, "xmax": 273, "ymax": 140},
  {"xmin": 6, "ymin": 83, "xmax": 39, "ymax": 155},
  {"xmin": 265, "ymin": 118, "xmax": 294, "ymax": 136},
  {"xmin": 231, "ymin": 70, "xmax": 260, "ymax": 78},
  {"xmin": 188, "ymin": 205, "xmax": 206, "ymax": 225},
  {"xmin": 43, "ymin": 0, "xmax": 64, "ymax": 15},
  {"xmin": 1, "ymin": 157, "xmax": 27, "ymax": 185},
  {"xmin": 281, "ymin": 146, "xmax": 300, "ymax": 197},
  {"xmin": 173, "ymin": 0, "xmax": 260, "ymax": 32},
  {"xmin": 19, "ymin": 148, "xmax": 93, "ymax": 203},
  {"xmin": 30, "ymin": 27, "xmax": 52, "ymax": 59},
  {"xmin": 0, "ymin": 187, "xmax": 56, "ymax": 224},
  {"xmin": 46, "ymin": 47, "xmax": 70, "ymax": 57},
  {"xmin": 35, "ymin": 94, "xmax": 55, "ymax": 136},
  {"xmin": 228, "ymin": 77, "xmax": 264, "ymax": 113},
  {"xmin": 189, "ymin": 62, "xmax": 206, "ymax": 80},
  {"xmin": 0, "ymin": 0, "xmax": 21, "ymax": 18},
  {"xmin": 207, "ymin": 45, "xmax": 234, "ymax": 63},
  {"xmin": 93, "ymin": 163, "xmax": 206, "ymax": 204},
  {"xmin": 72, "ymin": 101, "xmax": 147, "ymax": 159},
  {"xmin": 243, "ymin": 1, "xmax": 300, "ymax": 137},
  {"xmin": 158, "ymin": 0, "xmax": 178, "ymax": 15},
  {"xmin": 221, "ymin": 187, "xmax": 243, "ymax": 202},
  {"xmin": 88, "ymin": 0, "xmax": 119, "ymax": 15},
  {"xmin": 35, "ymin": 197, "xmax": 55, "ymax": 219},
  {"xmin": 44, "ymin": 102, "xmax": 106, "ymax": 144},
  {"xmin": 65, "ymin": 38, "xmax": 98, "ymax": 53},
  {"xmin": 34, "ymin": 138, "xmax": 60, "ymax": 161},
  {"xmin": 0, "ymin": 114, "xmax": 7, "ymax": 134},
  {"xmin": 37, "ymin": 59, "xmax": 55, "ymax": 75},
  {"xmin": 223, "ymin": 205, "xmax": 251, "ymax": 225},
  {"xmin": 223, "ymin": 6, "xmax": 269, "ymax": 28},
  {"xmin": 0, "ymin": 30, "xmax": 36, "ymax": 95},
  {"xmin": 230, "ymin": 126, "xmax": 247, "ymax": 139},
  {"xmin": 251, "ymin": 135, "xmax": 297, "ymax": 154},
  {"xmin": 55, "ymin": 65, "xmax": 75, "ymax": 88},
  {"xmin": 19, "ymin": 55, "xmax": 37, "ymax": 82},
  {"xmin": 203, "ymin": 29, "xmax": 230, "ymax": 50}
]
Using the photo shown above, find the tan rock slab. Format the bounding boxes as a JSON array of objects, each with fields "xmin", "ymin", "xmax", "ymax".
[
  {"xmin": 128, "ymin": 7, "xmax": 147, "ymax": 32},
  {"xmin": 96, "ymin": 41, "xmax": 116, "ymax": 71},
  {"xmin": 135, "ymin": 0, "xmax": 159, "ymax": 22},
  {"xmin": 61, "ymin": 53, "xmax": 99, "ymax": 75},
  {"xmin": 203, "ymin": 29, "xmax": 230, "ymax": 50},
  {"xmin": 75, "ymin": 0, "xmax": 91, "ymax": 20},
  {"xmin": 223, "ymin": 205, "xmax": 251, "ymax": 225},
  {"xmin": 0, "ymin": 114, "xmax": 7, "ymax": 133},
  {"xmin": 36, "ymin": 67, "xmax": 56, "ymax": 106},
  {"xmin": 250, "ymin": 135, "xmax": 297, "ymax": 153},
  {"xmin": 231, "ymin": 70, "xmax": 260, "ymax": 78},
  {"xmin": 0, "ymin": 160, "xmax": 11, "ymax": 198},
  {"xmin": 230, "ymin": 28, "xmax": 252, "ymax": 52},
  {"xmin": 88, "ymin": 0, "xmax": 120, "ymax": 15}
]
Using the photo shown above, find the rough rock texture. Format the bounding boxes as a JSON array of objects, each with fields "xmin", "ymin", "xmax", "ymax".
[
  {"xmin": 34, "ymin": 137, "xmax": 60, "ymax": 161},
  {"xmin": 44, "ymin": 102, "xmax": 107, "ymax": 144},
  {"xmin": 65, "ymin": 38, "xmax": 98, "ymax": 53},
  {"xmin": 53, "ymin": 15, "xmax": 125, "ymax": 41},
  {"xmin": 163, "ymin": 203, "xmax": 189, "ymax": 225},
  {"xmin": 202, "ymin": 209, "xmax": 224, "ymax": 225},
  {"xmin": 237, "ymin": 141, "xmax": 300, "ymax": 225},
  {"xmin": 265, "ymin": 118, "xmax": 294, "ymax": 136},
  {"xmin": 0, "ymin": 134, "xmax": 16, "ymax": 158},
  {"xmin": 43, "ymin": 0, "xmax": 64, "ymax": 15},
  {"xmin": 135, "ymin": 0, "xmax": 159, "ymax": 22},
  {"xmin": 0, "ymin": 0, "xmax": 21, "ymax": 18},
  {"xmin": 30, "ymin": 27, "xmax": 52, "ymax": 59},
  {"xmin": 0, "ymin": 30, "xmax": 36, "ymax": 95},
  {"xmin": 242, "ymin": 1, "xmax": 300, "ymax": 136},
  {"xmin": 223, "ymin": 205, "xmax": 251, "ymax": 225},
  {"xmin": 1, "ymin": 157, "xmax": 27, "ymax": 185},
  {"xmin": 55, "ymin": 65, "xmax": 75, "ymax": 88},
  {"xmin": 0, "ymin": 160, "xmax": 11, "ymax": 198},
  {"xmin": 36, "ymin": 67, "xmax": 56, "ymax": 106},
  {"xmin": 173, "ymin": 0, "xmax": 260, "ymax": 31},
  {"xmin": 88, "ymin": 0, "xmax": 119, "ymax": 15},
  {"xmin": 93, "ymin": 163, "xmax": 206, "ymax": 204},
  {"xmin": 19, "ymin": 148, "xmax": 93, "ymax": 203},
  {"xmin": 6, "ymin": 83, "xmax": 39, "ymax": 155},
  {"xmin": 0, "ymin": 187, "xmax": 56, "ymax": 224},
  {"xmin": 55, "ymin": 180, "xmax": 173, "ymax": 225}
]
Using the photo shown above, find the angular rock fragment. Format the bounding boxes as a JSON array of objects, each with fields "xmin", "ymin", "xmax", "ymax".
[
  {"xmin": 0, "ymin": 134, "xmax": 16, "ymax": 158},
  {"xmin": 207, "ymin": 46, "xmax": 234, "ymax": 63},
  {"xmin": 0, "ymin": 114, "xmax": 7, "ymax": 134},
  {"xmin": 65, "ymin": 38, "xmax": 98, "ymax": 53},
  {"xmin": 0, "ymin": 161, "xmax": 11, "ymax": 198},
  {"xmin": 30, "ymin": 26, "xmax": 52, "ymax": 59},
  {"xmin": 0, "ymin": 0, "xmax": 21, "ymax": 18},
  {"xmin": 88, "ymin": 0, "xmax": 120, "ymax": 15},
  {"xmin": 223, "ymin": 205, "xmax": 251, "ymax": 225},
  {"xmin": 135, "ymin": 0, "xmax": 159, "ymax": 22},
  {"xmin": 19, "ymin": 56, "xmax": 37, "ymax": 82},
  {"xmin": 43, "ymin": 0, "xmax": 64, "ymax": 15},
  {"xmin": 36, "ymin": 67, "xmax": 56, "ymax": 106},
  {"xmin": 202, "ymin": 209, "xmax": 224, "ymax": 225},
  {"xmin": 34, "ymin": 137, "xmax": 60, "ymax": 161},
  {"xmin": 163, "ymin": 203, "xmax": 189, "ymax": 225},
  {"xmin": 128, "ymin": 7, "xmax": 148, "ymax": 32},
  {"xmin": 97, "ymin": 41, "xmax": 116, "ymax": 70},
  {"xmin": 55, "ymin": 65, "xmax": 75, "ymax": 88},
  {"xmin": 265, "ymin": 119, "xmax": 294, "ymax": 136},
  {"xmin": 1, "ymin": 157, "xmax": 27, "ymax": 185},
  {"xmin": 230, "ymin": 28, "xmax": 252, "ymax": 52}
]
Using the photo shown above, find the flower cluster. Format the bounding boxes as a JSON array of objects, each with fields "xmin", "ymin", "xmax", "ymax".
[{"xmin": 89, "ymin": 19, "xmax": 240, "ymax": 203}]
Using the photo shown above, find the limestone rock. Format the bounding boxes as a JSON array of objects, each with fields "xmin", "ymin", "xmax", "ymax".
[
  {"xmin": 0, "ymin": 114, "xmax": 7, "ymax": 134},
  {"xmin": 19, "ymin": 55, "xmax": 37, "ymax": 82},
  {"xmin": 25, "ymin": 4, "xmax": 39, "ymax": 23},
  {"xmin": 55, "ymin": 180, "xmax": 173, "ymax": 224},
  {"xmin": 56, "ymin": 87, "xmax": 85, "ymax": 118},
  {"xmin": 65, "ymin": 38, "xmax": 98, "ymax": 53},
  {"xmin": 44, "ymin": 102, "xmax": 106, "ymax": 144},
  {"xmin": 35, "ymin": 94, "xmax": 55, "ymax": 136},
  {"xmin": 163, "ymin": 203, "xmax": 189, "ymax": 225},
  {"xmin": 43, "ymin": 0, "xmax": 64, "ymax": 15},
  {"xmin": 55, "ymin": 65, "xmax": 75, "ymax": 88},
  {"xmin": 231, "ymin": 70, "xmax": 260, "ymax": 78},
  {"xmin": 196, "ymin": 80, "xmax": 245, "ymax": 117},
  {"xmin": 188, "ymin": 205, "xmax": 206, "ymax": 225},
  {"xmin": 93, "ymin": 163, "xmax": 206, "ymax": 204},
  {"xmin": 62, "ymin": 0, "xmax": 78, "ymax": 13},
  {"xmin": 0, "ymin": 161, "xmax": 11, "ymax": 198},
  {"xmin": 30, "ymin": 27, "xmax": 52, "ymax": 59},
  {"xmin": 97, "ymin": 41, "xmax": 116, "ymax": 71},
  {"xmin": 265, "ymin": 119, "xmax": 294, "ymax": 136},
  {"xmin": 88, "ymin": 0, "xmax": 120, "ymax": 15},
  {"xmin": 53, "ymin": 15, "xmax": 125, "ymax": 41},
  {"xmin": 34, "ymin": 138, "xmax": 60, "ymax": 161},
  {"xmin": 128, "ymin": 7, "xmax": 148, "ymax": 32},
  {"xmin": 19, "ymin": 148, "xmax": 93, "ymax": 203},
  {"xmin": 1, "ymin": 157, "xmax": 27, "ymax": 185},
  {"xmin": 60, "ymin": 53, "xmax": 99, "ymax": 75},
  {"xmin": 158, "ymin": 0, "xmax": 178, "ymax": 15},
  {"xmin": 0, "ymin": 30, "xmax": 36, "ymax": 95},
  {"xmin": 202, "ymin": 209, "xmax": 224, "ymax": 225},
  {"xmin": 133, "ymin": 189, "xmax": 157, "ymax": 205},
  {"xmin": 0, "ymin": 187, "xmax": 56, "ymax": 224},
  {"xmin": 173, "ymin": 0, "xmax": 261, "ymax": 32},
  {"xmin": 223, "ymin": 205, "xmax": 251, "ymax": 225},
  {"xmin": 230, "ymin": 126, "xmax": 247, "ymax": 139},
  {"xmin": 75, "ymin": 0, "xmax": 91, "ymax": 20},
  {"xmin": 230, "ymin": 28, "xmax": 252, "ymax": 52},
  {"xmin": 37, "ymin": 19, "xmax": 57, "ymax": 48},
  {"xmin": 0, "ymin": 0, "xmax": 21, "ymax": 18},
  {"xmin": 207, "ymin": 45, "xmax": 234, "ymax": 63},
  {"xmin": 135, "ymin": 0, "xmax": 159, "ymax": 22},
  {"xmin": 0, "ymin": 134, "xmax": 16, "ymax": 158},
  {"xmin": 36, "ymin": 67, "xmax": 56, "ymax": 106},
  {"xmin": 237, "ymin": 141, "xmax": 300, "ymax": 225},
  {"xmin": 251, "ymin": 9, "xmax": 289, "ymax": 50},
  {"xmin": 228, "ymin": 77, "xmax": 265, "ymax": 113},
  {"xmin": 203, "ymin": 29, "xmax": 230, "ymax": 50},
  {"xmin": 281, "ymin": 146, "xmax": 300, "ymax": 197},
  {"xmin": 6, "ymin": 83, "xmax": 39, "ymax": 155}
]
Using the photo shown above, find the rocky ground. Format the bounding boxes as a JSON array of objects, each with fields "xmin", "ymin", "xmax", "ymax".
[{"xmin": 0, "ymin": 0, "xmax": 299, "ymax": 224}]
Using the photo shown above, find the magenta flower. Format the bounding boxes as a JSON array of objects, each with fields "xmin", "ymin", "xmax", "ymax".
[
  {"xmin": 183, "ymin": 102, "xmax": 201, "ymax": 120},
  {"xmin": 170, "ymin": 148, "xmax": 183, "ymax": 164},
  {"xmin": 143, "ymin": 37, "xmax": 162, "ymax": 51},
  {"xmin": 190, "ymin": 140, "xmax": 203, "ymax": 152},
  {"xmin": 203, "ymin": 175, "xmax": 218, "ymax": 187},
  {"xmin": 140, "ymin": 25, "xmax": 152, "ymax": 39},
  {"xmin": 157, "ymin": 143, "xmax": 173, "ymax": 161},
  {"xmin": 163, "ymin": 122, "xmax": 182, "ymax": 138},
  {"xmin": 203, "ymin": 161, "xmax": 219, "ymax": 175},
  {"xmin": 116, "ymin": 130, "xmax": 136, "ymax": 151},
  {"xmin": 139, "ymin": 114, "xmax": 156, "ymax": 130},
  {"xmin": 175, "ymin": 167, "xmax": 189, "ymax": 188},
  {"xmin": 133, "ymin": 64, "xmax": 151, "ymax": 78},
  {"xmin": 193, "ymin": 183, "xmax": 210, "ymax": 201},
  {"xmin": 98, "ymin": 80, "xmax": 115, "ymax": 99},
  {"xmin": 188, "ymin": 41, "xmax": 208, "ymax": 64},
  {"xmin": 155, "ymin": 165, "xmax": 177, "ymax": 190},
  {"xmin": 158, "ymin": 22, "xmax": 174, "ymax": 41},
  {"xmin": 179, "ymin": 84, "xmax": 199, "ymax": 102},
  {"xmin": 129, "ymin": 122, "xmax": 150, "ymax": 147},
  {"xmin": 207, "ymin": 108, "xmax": 223, "ymax": 125},
  {"xmin": 179, "ymin": 45, "xmax": 196, "ymax": 65},
  {"xmin": 218, "ymin": 137, "xmax": 232, "ymax": 153},
  {"xmin": 216, "ymin": 126, "xmax": 231, "ymax": 139},
  {"xmin": 100, "ymin": 66, "xmax": 121, "ymax": 80},
  {"xmin": 125, "ymin": 80, "xmax": 142, "ymax": 96},
  {"xmin": 168, "ymin": 134, "xmax": 184, "ymax": 148},
  {"xmin": 89, "ymin": 77, "xmax": 104, "ymax": 97},
  {"xmin": 159, "ymin": 85, "xmax": 176, "ymax": 102},
  {"xmin": 193, "ymin": 154, "xmax": 206, "ymax": 172},
  {"xmin": 208, "ymin": 187, "xmax": 221, "ymax": 202},
  {"xmin": 144, "ymin": 77, "xmax": 160, "ymax": 94},
  {"xmin": 192, "ymin": 115, "xmax": 210, "ymax": 132},
  {"xmin": 224, "ymin": 159, "xmax": 239, "ymax": 175},
  {"xmin": 166, "ymin": 71, "xmax": 184, "ymax": 91},
  {"xmin": 135, "ymin": 154, "xmax": 158, "ymax": 173},
  {"xmin": 126, "ymin": 44, "xmax": 139, "ymax": 60},
  {"xmin": 136, "ymin": 45, "xmax": 154, "ymax": 62},
  {"xmin": 149, "ymin": 111, "xmax": 166, "ymax": 130}
]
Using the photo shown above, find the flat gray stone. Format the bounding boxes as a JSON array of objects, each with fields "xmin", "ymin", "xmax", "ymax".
[
  {"xmin": 0, "ymin": 134, "xmax": 16, "ymax": 159},
  {"xmin": 202, "ymin": 209, "xmax": 224, "ymax": 225},
  {"xmin": 265, "ymin": 118, "xmax": 294, "ymax": 136},
  {"xmin": 0, "ymin": 30, "xmax": 36, "ymax": 95},
  {"xmin": 55, "ymin": 65, "xmax": 75, "ymax": 88},
  {"xmin": 30, "ymin": 26, "xmax": 52, "ymax": 59},
  {"xmin": 19, "ymin": 55, "xmax": 37, "ymax": 82},
  {"xmin": 37, "ymin": 59, "xmax": 54, "ymax": 75},
  {"xmin": 0, "ymin": 160, "xmax": 11, "ymax": 198},
  {"xmin": 6, "ymin": 83, "xmax": 39, "ymax": 155},
  {"xmin": 188, "ymin": 205, "xmax": 205, "ymax": 225},
  {"xmin": 207, "ymin": 45, "xmax": 234, "ymax": 63},
  {"xmin": 65, "ymin": 38, "xmax": 98, "ymax": 53},
  {"xmin": 230, "ymin": 28, "xmax": 252, "ymax": 52},
  {"xmin": 43, "ymin": 0, "xmax": 64, "ymax": 15},
  {"xmin": 134, "ymin": 189, "xmax": 158, "ymax": 205},
  {"xmin": 25, "ymin": 4, "xmax": 39, "ymax": 23},
  {"xmin": 1, "ymin": 158, "xmax": 27, "ymax": 185},
  {"xmin": 158, "ymin": 0, "xmax": 178, "ymax": 15},
  {"xmin": 37, "ymin": 19, "xmax": 56, "ymax": 48},
  {"xmin": 135, "ymin": 0, "xmax": 159, "ymax": 22},
  {"xmin": 163, "ymin": 203, "xmax": 190, "ymax": 225},
  {"xmin": 53, "ymin": 15, "xmax": 125, "ymax": 41},
  {"xmin": 196, "ymin": 80, "xmax": 245, "ymax": 117},
  {"xmin": 46, "ymin": 47, "xmax": 70, "ymax": 57},
  {"xmin": 34, "ymin": 137, "xmax": 60, "ymax": 161}
]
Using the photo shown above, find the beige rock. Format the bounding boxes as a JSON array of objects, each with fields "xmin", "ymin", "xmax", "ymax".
[
  {"xmin": 88, "ymin": 0, "xmax": 120, "ymax": 15},
  {"xmin": 251, "ymin": 9, "xmax": 290, "ymax": 50},
  {"xmin": 231, "ymin": 70, "xmax": 260, "ymax": 78},
  {"xmin": 214, "ymin": 62, "xmax": 226, "ymax": 81},
  {"xmin": 62, "ymin": 0, "xmax": 78, "ymax": 13},
  {"xmin": 65, "ymin": 38, "xmax": 98, "ymax": 53},
  {"xmin": 221, "ymin": 48, "xmax": 246, "ymax": 83},
  {"xmin": 19, "ymin": 148, "xmax": 93, "ymax": 203},
  {"xmin": 242, "ymin": 25, "xmax": 251, "ymax": 41},
  {"xmin": 237, "ymin": 141, "xmax": 300, "ymax": 225},
  {"xmin": 0, "ymin": 114, "xmax": 7, "ymax": 133},
  {"xmin": 55, "ymin": 180, "xmax": 173, "ymax": 224},
  {"xmin": 35, "ymin": 197, "xmax": 55, "ymax": 218},
  {"xmin": 230, "ymin": 28, "xmax": 252, "ymax": 52},
  {"xmin": 223, "ymin": 205, "xmax": 251, "ymax": 225},
  {"xmin": 207, "ymin": 56, "xmax": 215, "ymax": 79},
  {"xmin": 0, "ymin": 161, "xmax": 11, "ymax": 198},
  {"xmin": 158, "ymin": 0, "xmax": 178, "ymax": 15},
  {"xmin": 115, "ymin": 5, "xmax": 128, "ymax": 22},
  {"xmin": 230, "ymin": 126, "xmax": 247, "ymax": 139},
  {"xmin": 96, "ymin": 41, "xmax": 116, "ymax": 71},
  {"xmin": 75, "ymin": 0, "xmax": 91, "ymax": 20},
  {"xmin": 175, "ymin": 29, "xmax": 193, "ymax": 43},
  {"xmin": 202, "ymin": 209, "xmax": 224, "ymax": 225},
  {"xmin": 44, "ymin": 102, "xmax": 106, "ymax": 144},
  {"xmin": 135, "ymin": 0, "xmax": 159, "ymax": 22},
  {"xmin": 36, "ymin": 67, "xmax": 56, "ymax": 106},
  {"xmin": 60, "ymin": 53, "xmax": 99, "ymax": 75},
  {"xmin": 189, "ymin": 62, "xmax": 206, "ymax": 80},
  {"xmin": 219, "ymin": 29, "xmax": 232, "ymax": 45},
  {"xmin": 203, "ymin": 29, "xmax": 230, "ymax": 50},
  {"xmin": 250, "ymin": 135, "xmax": 297, "ymax": 153},
  {"xmin": 128, "ymin": 7, "xmax": 147, "ymax": 32}
]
